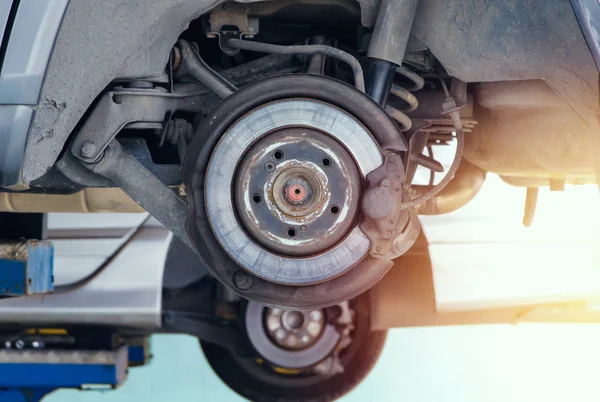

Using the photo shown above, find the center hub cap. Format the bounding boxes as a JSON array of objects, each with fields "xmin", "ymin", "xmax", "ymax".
[{"xmin": 234, "ymin": 127, "xmax": 362, "ymax": 256}]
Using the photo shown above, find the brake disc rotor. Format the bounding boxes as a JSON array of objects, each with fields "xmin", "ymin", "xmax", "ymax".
[
  {"xmin": 205, "ymin": 99, "xmax": 382, "ymax": 285},
  {"xmin": 184, "ymin": 74, "xmax": 406, "ymax": 308},
  {"xmin": 245, "ymin": 302, "xmax": 340, "ymax": 369}
]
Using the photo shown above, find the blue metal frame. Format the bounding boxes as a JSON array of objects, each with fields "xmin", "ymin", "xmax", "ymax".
[
  {"xmin": 0, "ymin": 241, "xmax": 54, "ymax": 296},
  {"xmin": 0, "ymin": 347, "xmax": 129, "ymax": 402}
]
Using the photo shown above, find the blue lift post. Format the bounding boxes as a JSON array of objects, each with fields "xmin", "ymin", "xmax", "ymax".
[
  {"xmin": 0, "ymin": 240, "xmax": 54, "ymax": 296},
  {"xmin": 0, "ymin": 240, "xmax": 153, "ymax": 401}
]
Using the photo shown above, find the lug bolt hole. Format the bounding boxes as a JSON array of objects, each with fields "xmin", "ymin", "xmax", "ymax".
[
  {"xmin": 274, "ymin": 150, "xmax": 284, "ymax": 160},
  {"xmin": 330, "ymin": 205, "xmax": 340, "ymax": 215},
  {"xmin": 287, "ymin": 228, "xmax": 297, "ymax": 237},
  {"xmin": 322, "ymin": 158, "xmax": 331, "ymax": 167},
  {"xmin": 252, "ymin": 193, "xmax": 262, "ymax": 204},
  {"xmin": 294, "ymin": 189, "xmax": 301, "ymax": 195}
]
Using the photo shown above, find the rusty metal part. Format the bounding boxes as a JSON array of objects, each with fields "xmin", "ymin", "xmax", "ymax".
[
  {"xmin": 399, "ymin": 79, "xmax": 467, "ymax": 209},
  {"xmin": 413, "ymin": 160, "xmax": 487, "ymax": 215},
  {"xmin": 0, "ymin": 188, "xmax": 144, "ymax": 213},
  {"xmin": 360, "ymin": 153, "xmax": 415, "ymax": 259},
  {"xmin": 205, "ymin": 98, "xmax": 380, "ymax": 285},
  {"xmin": 184, "ymin": 74, "xmax": 402, "ymax": 308},
  {"xmin": 226, "ymin": 38, "xmax": 366, "ymax": 93},
  {"xmin": 234, "ymin": 127, "xmax": 361, "ymax": 257},
  {"xmin": 272, "ymin": 168, "xmax": 322, "ymax": 218}
]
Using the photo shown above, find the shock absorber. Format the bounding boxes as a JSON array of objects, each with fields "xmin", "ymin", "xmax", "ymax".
[
  {"xmin": 365, "ymin": 0, "xmax": 420, "ymax": 107},
  {"xmin": 365, "ymin": 0, "xmax": 466, "ymax": 212}
]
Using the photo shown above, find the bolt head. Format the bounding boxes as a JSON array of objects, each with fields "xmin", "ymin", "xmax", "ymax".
[
  {"xmin": 80, "ymin": 142, "xmax": 97, "ymax": 158},
  {"xmin": 233, "ymin": 270, "xmax": 254, "ymax": 290},
  {"xmin": 264, "ymin": 162, "xmax": 276, "ymax": 173},
  {"xmin": 285, "ymin": 183, "xmax": 307, "ymax": 203}
]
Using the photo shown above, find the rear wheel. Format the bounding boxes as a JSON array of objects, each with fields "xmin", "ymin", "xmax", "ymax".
[{"xmin": 201, "ymin": 294, "xmax": 386, "ymax": 402}]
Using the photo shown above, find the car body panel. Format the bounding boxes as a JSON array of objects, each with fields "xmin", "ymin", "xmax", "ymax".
[
  {"xmin": 0, "ymin": 0, "xmax": 593, "ymax": 187},
  {"xmin": 0, "ymin": 106, "xmax": 33, "ymax": 187},
  {"xmin": 0, "ymin": 0, "xmax": 69, "ymax": 105},
  {"xmin": 0, "ymin": 0, "xmax": 68, "ymax": 188},
  {"xmin": 570, "ymin": 0, "xmax": 600, "ymax": 70},
  {"xmin": 0, "ymin": 213, "xmax": 168, "ymax": 329}
]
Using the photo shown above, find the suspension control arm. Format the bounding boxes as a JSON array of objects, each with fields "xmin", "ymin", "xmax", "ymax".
[{"xmin": 80, "ymin": 140, "xmax": 192, "ymax": 249}]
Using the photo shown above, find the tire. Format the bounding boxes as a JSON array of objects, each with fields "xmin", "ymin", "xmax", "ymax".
[{"xmin": 200, "ymin": 295, "xmax": 387, "ymax": 402}]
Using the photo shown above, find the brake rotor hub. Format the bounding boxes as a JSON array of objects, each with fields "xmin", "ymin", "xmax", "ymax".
[
  {"xmin": 184, "ymin": 74, "xmax": 410, "ymax": 307},
  {"xmin": 234, "ymin": 127, "xmax": 361, "ymax": 256},
  {"xmin": 264, "ymin": 308, "xmax": 325, "ymax": 350},
  {"xmin": 203, "ymin": 98, "xmax": 383, "ymax": 285}
]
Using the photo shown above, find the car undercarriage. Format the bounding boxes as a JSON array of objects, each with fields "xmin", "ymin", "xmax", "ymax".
[{"xmin": 1, "ymin": 0, "xmax": 600, "ymax": 400}]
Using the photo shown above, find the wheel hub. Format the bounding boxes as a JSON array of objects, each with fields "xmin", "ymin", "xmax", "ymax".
[
  {"xmin": 245, "ymin": 302, "xmax": 341, "ymax": 369},
  {"xmin": 204, "ymin": 98, "xmax": 382, "ymax": 285},
  {"xmin": 234, "ymin": 127, "xmax": 361, "ymax": 256},
  {"xmin": 264, "ymin": 308, "xmax": 325, "ymax": 350}
]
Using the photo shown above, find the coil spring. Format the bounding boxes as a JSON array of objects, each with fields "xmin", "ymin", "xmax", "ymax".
[{"xmin": 384, "ymin": 65, "xmax": 424, "ymax": 131}]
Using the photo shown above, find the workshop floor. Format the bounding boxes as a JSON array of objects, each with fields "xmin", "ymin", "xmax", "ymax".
[{"xmin": 48, "ymin": 324, "xmax": 600, "ymax": 402}]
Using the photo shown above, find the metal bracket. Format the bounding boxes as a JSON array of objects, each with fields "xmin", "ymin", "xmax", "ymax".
[
  {"xmin": 206, "ymin": 4, "xmax": 259, "ymax": 55},
  {"xmin": 71, "ymin": 84, "xmax": 210, "ymax": 164},
  {"xmin": 360, "ymin": 153, "xmax": 420, "ymax": 259}
]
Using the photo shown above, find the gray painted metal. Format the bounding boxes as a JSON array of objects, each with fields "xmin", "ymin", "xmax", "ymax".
[
  {"xmin": 411, "ymin": 0, "xmax": 598, "ymax": 126},
  {"xmin": 0, "ymin": 218, "xmax": 169, "ymax": 329},
  {"xmin": 0, "ymin": 1, "xmax": 13, "ymax": 47},
  {"xmin": 0, "ymin": 106, "xmax": 33, "ymax": 188},
  {"xmin": 367, "ymin": 0, "xmax": 419, "ymax": 66},
  {"xmin": 21, "ymin": 0, "xmax": 227, "ymax": 184},
  {"xmin": 0, "ymin": 0, "xmax": 68, "ymax": 188},
  {"xmin": 0, "ymin": 349, "xmax": 123, "ymax": 364},
  {"xmin": 81, "ymin": 140, "xmax": 192, "ymax": 250},
  {"xmin": 0, "ymin": 0, "xmax": 69, "ymax": 105}
]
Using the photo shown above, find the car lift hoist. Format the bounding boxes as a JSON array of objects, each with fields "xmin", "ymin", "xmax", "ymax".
[{"xmin": 0, "ymin": 239, "xmax": 151, "ymax": 402}]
